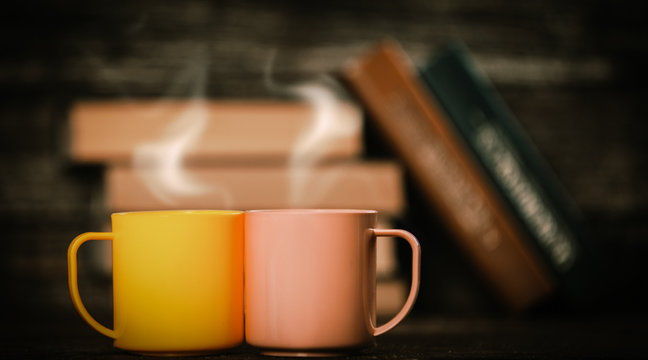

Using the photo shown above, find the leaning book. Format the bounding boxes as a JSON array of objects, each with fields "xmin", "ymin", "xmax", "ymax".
[
  {"xmin": 342, "ymin": 39, "xmax": 555, "ymax": 311},
  {"xmin": 420, "ymin": 41, "xmax": 601, "ymax": 308}
]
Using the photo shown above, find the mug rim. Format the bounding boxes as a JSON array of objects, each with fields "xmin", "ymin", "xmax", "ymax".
[
  {"xmin": 112, "ymin": 210, "xmax": 243, "ymax": 216},
  {"xmin": 245, "ymin": 209, "xmax": 378, "ymax": 215}
]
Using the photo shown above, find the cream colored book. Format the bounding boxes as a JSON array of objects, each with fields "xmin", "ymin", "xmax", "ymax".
[
  {"xmin": 69, "ymin": 99, "xmax": 363, "ymax": 163},
  {"xmin": 106, "ymin": 161, "xmax": 404, "ymax": 216},
  {"xmin": 91, "ymin": 217, "xmax": 406, "ymax": 316}
]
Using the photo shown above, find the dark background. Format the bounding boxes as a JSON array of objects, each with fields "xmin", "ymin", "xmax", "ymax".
[{"xmin": 1, "ymin": 0, "xmax": 647, "ymax": 336}]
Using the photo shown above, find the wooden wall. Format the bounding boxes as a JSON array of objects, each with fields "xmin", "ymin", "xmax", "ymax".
[{"xmin": 1, "ymin": 0, "xmax": 646, "ymax": 317}]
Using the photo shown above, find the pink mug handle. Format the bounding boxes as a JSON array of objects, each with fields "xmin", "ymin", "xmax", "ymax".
[{"xmin": 371, "ymin": 229, "xmax": 421, "ymax": 336}]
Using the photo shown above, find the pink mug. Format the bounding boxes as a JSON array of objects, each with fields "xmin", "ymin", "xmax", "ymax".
[{"xmin": 244, "ymin": 209, "xmax": 421, "ymax": 356}]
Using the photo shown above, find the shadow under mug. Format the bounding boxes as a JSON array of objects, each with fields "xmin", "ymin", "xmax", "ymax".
[
  {"xmin": 244, "ymin": 209, "xmax": 421, "ymax": 356},
  {"xmin": 67, "ymin": 210, "xmax": 244, "ymax": 356}
]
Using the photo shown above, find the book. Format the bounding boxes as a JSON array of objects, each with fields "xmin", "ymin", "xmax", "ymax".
[
  {"xmin": 106, "ymin": 161, "xmax": 404, "ymax": 215},
  {"xmin": 341, "ymin": 39, "xmax": 555, "ymax": 311},
  {"xmin": 98, "ymin": 162, "xmax": 405, "ymax": 315},
  {"xmin": 420, "ymin": 41, "xmax": 598, "ymax": 306},
  {"xmin": 92, "ymin": 214, "xmax": 401, "ymax": 275},
  {"xmin": 68, "ymin": 99, "xmax": 363, "ymax": 164},
  {"xmin": 91, "ymin": 226, "xmax": 404, "ymax": 318},
  {"xmin": 91, "ymin": 207, "xmax": 405, "ymax": 316},
  {"xmin": 71, "ymin": 98, "xmax": 410, "ymax": 317}
]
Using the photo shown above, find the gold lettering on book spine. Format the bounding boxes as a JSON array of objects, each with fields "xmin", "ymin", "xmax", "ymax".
[{"xmin": 474, "ymin": 122, "xmax": 576, "ymax": 270}]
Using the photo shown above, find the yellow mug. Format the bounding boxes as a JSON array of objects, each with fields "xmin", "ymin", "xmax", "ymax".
[{"xmin": 67, "ymin": 210, "xmax": 244, "ymax": 355}]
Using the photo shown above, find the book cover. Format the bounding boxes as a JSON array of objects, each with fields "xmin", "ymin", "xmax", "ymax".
[
  {"xmin": 342, "ymin": 39, "xmax": 555, "ymax": 311},
  {"xmin": 420, "ymin": 41, "xmax": 599, "ymax": 306}
]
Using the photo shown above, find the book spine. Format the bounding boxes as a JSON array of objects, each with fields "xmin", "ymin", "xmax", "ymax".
[
  {"xmin": 420, "ymin": 43, "xmax": 589, "ymax": 288},
  {"xmin": 105, "ymin": 162, "xmax": 405, "ymax": 215},
  {"xmin": 69, "ymin": 100, "xmax": 363, "ymax": 163},
  {"xmin": 473, "ymin": 122, "xmax": 577, "ymax": 269},
  {"xmin": 342, "ymin": 40, "xmax": 555, "ymax": 311}
]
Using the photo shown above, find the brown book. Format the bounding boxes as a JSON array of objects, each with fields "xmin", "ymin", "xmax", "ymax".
[
  {"xmin": 69, "ymin": 99, "xmax": 363, "ymax": 163},
  {"xmin": 106, "ymin": 161, "xmax": 404, "ymax": 216},
  {"xmin": 342, "ymin": 40, "xmax": 554, "ymax": 311}
]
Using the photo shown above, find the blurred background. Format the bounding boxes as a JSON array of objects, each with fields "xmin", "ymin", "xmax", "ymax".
[{"xmin": 1, "ymin": 0, "xmax": 647, "ymax": 326}]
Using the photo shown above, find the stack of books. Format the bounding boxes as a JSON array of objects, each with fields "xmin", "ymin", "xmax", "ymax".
[
  {"xmin": 69, "ymin": 39, "xmax": 597, "ymax": 314},
  {"xmin": 68, "ymin": 97, "xmax": 408, "ymax": 316}
]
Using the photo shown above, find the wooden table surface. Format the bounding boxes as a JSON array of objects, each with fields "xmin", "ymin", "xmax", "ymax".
[{"xmin": 4, "ymin": 309, "xmax": 647, "ymax": 359}]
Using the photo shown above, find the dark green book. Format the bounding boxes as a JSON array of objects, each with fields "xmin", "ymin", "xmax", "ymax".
[{"xmin": 420, "ymin": 42, "xmax": 601, "ymax": 308}]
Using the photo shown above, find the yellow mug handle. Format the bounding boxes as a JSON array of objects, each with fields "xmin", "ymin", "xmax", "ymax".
[
  {"xmin": 371, "ymin": 229, "xmax": 421, "ymax": 336},
  {"xmin": 67, "ymin": 232, "xmax": 116, "ymax": 339}
]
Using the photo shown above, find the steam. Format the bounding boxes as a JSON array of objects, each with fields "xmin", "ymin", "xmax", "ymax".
[
  {"xmin": 131, "ymin": 48, "xmax": 360, "ymax": 209},
  {"xmin": 132, "ymin": 52, "xmax": 230, "ymax": 207},
  {"xmin": 133, "ymin": 99, "xmax": 211, "ymax": 205},
  {"xmin": 264, "ymin": 51, "xmax": 362, "ymax": 206}
]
